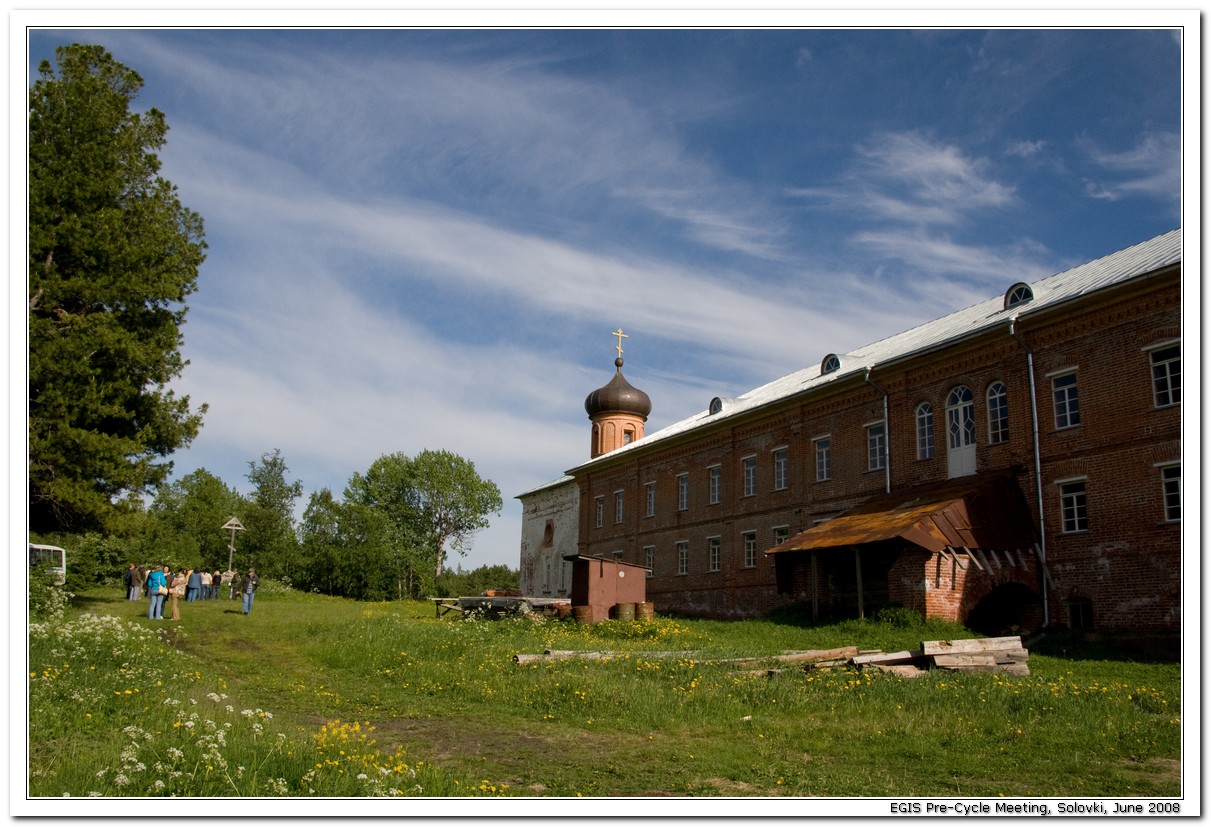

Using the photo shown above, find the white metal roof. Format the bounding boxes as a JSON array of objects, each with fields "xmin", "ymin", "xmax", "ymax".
[{"xmin": 570, "ymin": 228, "xmax": 1181, "ymax": 473}]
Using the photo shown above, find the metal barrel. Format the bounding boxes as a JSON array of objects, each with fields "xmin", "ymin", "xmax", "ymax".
[{"xmin": 614, "ymin": 602, "xmax": 636, "ymax": 622}]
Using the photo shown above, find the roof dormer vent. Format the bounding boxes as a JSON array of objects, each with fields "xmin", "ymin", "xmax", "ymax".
[{"xmin": 1004, "ymin": 282, "xmax": 1034, "ymax": 310}]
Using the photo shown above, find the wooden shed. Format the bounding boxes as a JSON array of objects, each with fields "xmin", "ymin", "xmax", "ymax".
[{"xmin": 565, "ymin": 555, "xmax": 650, "ymax": 622}]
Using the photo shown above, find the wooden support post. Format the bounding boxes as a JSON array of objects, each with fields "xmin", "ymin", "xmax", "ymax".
[
  {"xmin": 811, "ymin": 551, "xmax": 819, "ymax": 621},
  {"xmin": 854, "ymin": 546, "xmax": 864, "ymax": 620}
]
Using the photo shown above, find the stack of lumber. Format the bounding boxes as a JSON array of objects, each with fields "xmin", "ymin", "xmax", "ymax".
[
  {"xmin": 511, "ymin": 636, "xmax": 1029, "ymax": 676},
  {"xmin": 801, "ymin": 635, "xmax": 1029, "ymax": 677},
  {"xmin": 922, "ymin": 636, "xmax": 1030, "ymax": 675}
]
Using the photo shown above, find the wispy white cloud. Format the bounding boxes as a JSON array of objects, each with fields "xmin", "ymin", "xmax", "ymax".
[
  {"xmin": 787, "ymin": 131, "xmax": 1016, "ymax": 229},
  {"xmin": 1080, "ymin": 131, "xmax": 1180, "ymax": 204}
]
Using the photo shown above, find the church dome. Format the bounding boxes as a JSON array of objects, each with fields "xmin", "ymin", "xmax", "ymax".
[{"xmin": 585, "ymin": 358, "xmax": 652, "ymax": 420}]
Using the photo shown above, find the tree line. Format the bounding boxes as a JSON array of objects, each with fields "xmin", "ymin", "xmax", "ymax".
[
  {"xmin": 27, "ymin": 44, "xmax": 512, "ymax": 600},
  {"xmin": 35, "ymin": 447, "xmax": 512, "ymax": 600}
]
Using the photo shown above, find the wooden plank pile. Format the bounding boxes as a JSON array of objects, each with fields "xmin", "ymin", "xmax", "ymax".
[
  {"xmin": 798, "ymin": 635, "xmax": 1029, "ymax": 677},
  {"xmin": 512, "ymin": 636, "xmax": 1029, "ymax": 677}
]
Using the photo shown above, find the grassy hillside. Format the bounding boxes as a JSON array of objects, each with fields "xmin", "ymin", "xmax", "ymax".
[{"xmin": 27, "ymin": 583, "xmax": 1182, "ymax": 800}]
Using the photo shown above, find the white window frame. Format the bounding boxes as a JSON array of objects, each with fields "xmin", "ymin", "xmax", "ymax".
[
  {"xmin": 644, "ymin": 545, "xmax": 655, "ymax": 577},
  {"xmin": 742, "ymin": 531, "xmax": 757, "ymax": 569},
  {"xmin": 1051, "ymin": 369, "xmax": 1081, "ymax": 430},
  {"xmin": 915, "ymin": 402, "xmax": 934, "ymax": 460},
  {"xmin": 677, "ymin": 473, "xmax": 689, "ymax": 511},
  {"xmin": 676, "ymin": 541, "xmax": 688, "ymax": 576},
  {"xmin": 987, "ymin": 382, "xmax": 1009, "ymax": 444},
  {"xmin": 772, "ymin": 446, "xmax": 789, "ymax": 491},
  {"xmin": 814, "ymin": 435, "xmax": 831, "ymax": 482},
  {"xmin": 742, "ymin": 455, "xmax": 757, "ymax": 497},
  {"xmin": 594, "ymin": 495, "xmax": 604, "ymax": 528},
  {"xmin": 708, "ymin": 464, "xmax": 722, "ymax": 505},
  {"xmin": 707, "ymin": 536, "xmax": 721, "ymax": 572},
  {"xmin": 1147, "ymin": 341, "xmax": 1181, "ymax": 408},
  {"xmin": 645, "ymin": 481, "xmax": 656, "ymax": 517},
  {"xmin": 1057, "ymin": 476, "xmax": 1088, "ymax": 533},
  {"xmin": 866, "ymin": 420, "xmax": 886, "ymax": 471},
  {"xmin": 614, "ymin": 490, "xmax": 624, "ymax": 524},
  {"xmin": 1157, "ymin": 461, "xmax": 1181, "ymax": 523}
]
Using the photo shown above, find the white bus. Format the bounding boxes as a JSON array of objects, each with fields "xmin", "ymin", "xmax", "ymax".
[{"xmin": 29, "ymin": 543, "xmax": 67, "ymax": 586}]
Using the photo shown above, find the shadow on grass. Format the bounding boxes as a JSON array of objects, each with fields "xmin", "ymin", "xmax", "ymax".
[{"xmin": 1027, "ymin": 629, "xmax": 1181, "ymax": 664}]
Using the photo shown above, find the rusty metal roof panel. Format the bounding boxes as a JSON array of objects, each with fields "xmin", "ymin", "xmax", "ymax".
[{"xmin": 767, "ymin": 474, "xmax": 1036, "ymax": 556}]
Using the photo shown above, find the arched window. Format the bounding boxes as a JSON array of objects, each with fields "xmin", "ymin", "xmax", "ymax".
[
  {"xmin": 915, "ymin": 402, "xmax": 934, "ymax": 460},
  {"xmin": 1004, "ymin": 283, "xmax": 1034, "ymax": 310},
  {"xmin": 987, "ymin": 382, "xmax": 1009, "ymax": 444},
  {"xmin": 946, "ymin": 385, "xmax": 976, "ymax": 477},
  {"xmin": 820, "ymin": 354, "xmax": 841, "ymax": 375}
]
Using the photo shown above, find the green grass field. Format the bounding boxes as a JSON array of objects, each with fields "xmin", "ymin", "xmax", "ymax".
[{"xmin": 27, "ymin": 582, "xmax": 1182, "ymax": 799}]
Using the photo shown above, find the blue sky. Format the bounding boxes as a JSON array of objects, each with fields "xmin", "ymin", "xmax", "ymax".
[{"xmin": 21, "ymin": 20, "xmax": 1189, "ymax": 573}]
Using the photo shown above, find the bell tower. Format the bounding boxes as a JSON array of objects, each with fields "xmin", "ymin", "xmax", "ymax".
[{"xmin": 584, "ymin": 329, "xmax": 652, "ymax": 459}]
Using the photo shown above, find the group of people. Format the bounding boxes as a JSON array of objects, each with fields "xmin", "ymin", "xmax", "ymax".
[{"xmin": 125, "ymin": 563, "xmax": 261, "ymax": 619}]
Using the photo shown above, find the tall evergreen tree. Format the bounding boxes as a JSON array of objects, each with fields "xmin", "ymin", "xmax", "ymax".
[{"xmin": 29, "ymin": 44, "xmax": 207, "ymax": 532}]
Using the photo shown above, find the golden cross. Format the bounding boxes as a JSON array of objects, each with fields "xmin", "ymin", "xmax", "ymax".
[{"xmin": 611, "ymin": 328, "xmax": 628, "ymax": 359}]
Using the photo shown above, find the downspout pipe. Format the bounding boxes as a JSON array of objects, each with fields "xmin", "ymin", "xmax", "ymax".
[
  {"xmin": 1010, "ymin": 316, "xmax": 1049, "ymax": 627},
  {"xmin": 864, "ymin": 367, "xmax": 891, "ymax": 494}
]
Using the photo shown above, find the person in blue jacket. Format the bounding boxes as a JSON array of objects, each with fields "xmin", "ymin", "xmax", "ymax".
[
  {"xmin": 146, "ymin": 565, "xmax": 168, "ymax": 620},
  {"xmin": 186, "ymin": 568, "xmax": 202, "ymax": 602}
]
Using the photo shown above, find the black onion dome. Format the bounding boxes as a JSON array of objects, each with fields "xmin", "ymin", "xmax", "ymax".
[{"xmin": 585, "ymin": 358, "xmax": 652, "ymax": 419}]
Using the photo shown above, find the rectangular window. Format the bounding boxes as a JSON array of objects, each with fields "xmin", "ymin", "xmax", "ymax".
[
  {"xmin": 987, "ymin": 383, "xmax": 1009, "ymax": 444},
  {"xmin": 708, "ymin": 536, "xmax": 721, "ymax": 572},
  {"xmin": 677, "ymin": 541, "xmax": 688, "ymax": 575},
  {"xmin": 677, "ymin": 473, "xmax": 689, "ymax": 511},
  {"xmin": 773, "ymin": 526, "xmax": 790, "ymax": 546},
  {"xmin": 645, "ymin": 481, "xmax": 656, "ymax": 517},
  {"xmin": 916, "ymin": 404, "xmax": 935, "ymax": 459},
  {"xmin": 814, "ymin": 436, "xmax": 831, "ymax": 481},
  {"xmin": 1052, "ymin": 371, "xmax": 1081, "ymax": 429},
  {"xmin": 708, "ymin": 465, "xmax": 722, "ymax": 505},
  {"xmin": 644, "ymin": 545, "xmax": 654, "ymax": 577},
  {"xmin": 594, "ymin": 495, "xmax": 604, "ymax": 528},
  {"xmin": 773, "ymin": 447, "xmax": 788, "ymax": 491},
  {"xmin": 1058, "ymin": 479, "xmax": 1088, "ymax": 533},
  {"xmin": 867, "ymin": 422, "xmax": 886, "ymax": 471},
  {"xmin": 742, "ymin": 456, "xmax": 756, "ymax": 497},
  {"xmin": 1160, "ymin": 463, "xmax": 1181, "ymax": 522},
  {"xmin": 743, "ymin": 531, "xmax": 757, "ymax": 568},
  {"xmin": 1151, "ymin": 344, "xmax": 1181, "ymax": 407},
  {"xmin": 614, "ymin": 491, "xmax": 624, "ymax": 524}
]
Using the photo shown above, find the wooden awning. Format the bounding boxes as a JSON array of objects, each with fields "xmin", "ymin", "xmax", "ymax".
[{"xmin": 766, "ymin": 473, "xmax": 1037, "ymax": 556}]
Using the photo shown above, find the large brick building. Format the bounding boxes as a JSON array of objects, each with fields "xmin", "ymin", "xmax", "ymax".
[{"xmin": 518, "ymin": 230, "xmax": 1182, "ymax": 632}]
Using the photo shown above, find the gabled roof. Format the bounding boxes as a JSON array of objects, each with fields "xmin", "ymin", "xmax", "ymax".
[
  {"xmin": 570, "ymin": 229, "xmax": 1181, "ymax": 473},
  {"xmin": 765, "ymin": 473, "xmax": 1037, "ymax": 556}
]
